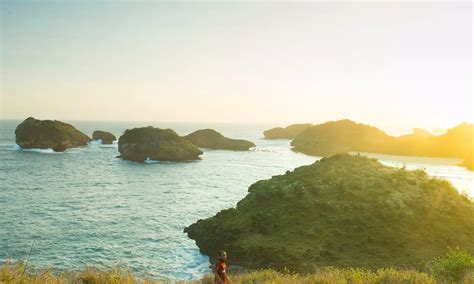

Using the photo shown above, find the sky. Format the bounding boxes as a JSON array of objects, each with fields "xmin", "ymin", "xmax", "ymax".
[{"xmin": 0, "ymin": 1, "xmax": 472, "ymax": 135}]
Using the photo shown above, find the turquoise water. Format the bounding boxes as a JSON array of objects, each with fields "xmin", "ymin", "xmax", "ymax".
[
  {"xmin": 0, "ymin": 120, "xmax": 317, "ymax": 280},
  {"xmin": 0, "ymin": 120, "xmax": 472, "ymax": 280}
]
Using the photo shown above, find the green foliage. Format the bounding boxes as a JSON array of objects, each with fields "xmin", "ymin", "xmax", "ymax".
[
  {"xmin": 2, "ymin": 262, "xmax": 455, "ymax": 283},
  {"xmin": 185, "ymin": 129, "xmax": 255, "ymax": 151},
  {"xmin": 263, "ymin": 124, "xmax": 312, "ymax": 139},
  {"xmin": 428, "ymin": 247, "xmax": 474, "ymax": 282},
  {"xmin": 118, "ymin": 126, "xmax": 202, "ymax": 162},
  {"xmin": 290, "ymin": 120, "xmax": 473, "ymax": 170},
  {"xmin": 186, "ymin": 154, "xmax": 474, "ymax": 272},
  {"xmin": 15, "ymin": 117, "xmax": 91, "ymax": 151}
]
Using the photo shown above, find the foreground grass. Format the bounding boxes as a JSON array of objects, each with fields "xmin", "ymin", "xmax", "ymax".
[
  {"xmin": 2, "ymin": 248, "xmax": 472, "ymax": 283},
  {"xmin": 1, "ymin": 263, "xmax": 473, "ymax": 284}
]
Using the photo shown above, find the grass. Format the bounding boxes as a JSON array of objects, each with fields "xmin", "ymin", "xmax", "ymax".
[
  {"xmin": 185, "ymin": 154, "xmax": 474, "ymax": 272},
  {"xmin": 1, "ymin": 260, "xmax": 473, "ymax": 283}
]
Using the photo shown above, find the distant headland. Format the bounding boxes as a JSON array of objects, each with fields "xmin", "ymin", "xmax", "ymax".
[{"xmin": 264, "ymin": 119, "xmax": 473, "ymax": 171}]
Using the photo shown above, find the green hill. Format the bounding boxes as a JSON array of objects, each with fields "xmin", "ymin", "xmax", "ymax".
[
  {"xmin": 185, "ymin": 154, "xmax": 474, "ymax": 272},
  {"xmin": 263, "ymin": 123, "xmax": 312, "ymax": 139},
  {"xmin": 118, "ymin": 126, "xmax": 202, "ymax": 162},
  {"xmin": 185, "ymin": 129, "xmax": 255, "ymax": 151},
  {"xmin": 290, "ymin": 120, "xmax": 473, "ymax": 170},
  {"xmin": 15, "ymin": 117, "xmax": 91, "ymax": 152}
]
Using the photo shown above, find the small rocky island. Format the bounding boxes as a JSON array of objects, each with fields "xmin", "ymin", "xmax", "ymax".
[
  {"xmin": 185, "ymin": 129, "xmax": 255, "ymax": 151},
  {"xmin": 15, "ymin": 117, "xmax": 91, "ymax": 152},
  {"xmin": 263, "ymin": 123, "xmax": 312, "ymax": 139},
  {"xmin": 92, "ymin": 130, "xmax": 116, "ymax": 144},
  {"xmin": 118, "ymin": 126, "xmax": 202, "ymax": 162},
  {"xmin": 185, "ymin": 154, "xmax": 474, "ymax": 272}
]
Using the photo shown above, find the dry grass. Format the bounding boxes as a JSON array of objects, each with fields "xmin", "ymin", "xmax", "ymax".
[{"xmin": 4, "ymin": 261, "xmax": 473, "ymax": 284}]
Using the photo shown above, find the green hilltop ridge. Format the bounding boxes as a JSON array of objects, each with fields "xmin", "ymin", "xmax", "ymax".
[
  {"xmin": 263, "ymin": 123, "xmax": 312, "ymax": 139},
  {"xmin": 290, "ymin": 119, "xmax": 474, "ymax": 171},
  {"xmin": 118, "ymin": 126, "xmax": 202, "ymax": 162},
  {"xmin": 15, "ymin": 117, "xmax": 91, "ymax": 152},
  {"xmin": 185, "ymin": 129, "xmax": 255, "ymax": 151},
  {"xmin": 185, "ymin": 154, "xmax": 474, "ymax": 272}
]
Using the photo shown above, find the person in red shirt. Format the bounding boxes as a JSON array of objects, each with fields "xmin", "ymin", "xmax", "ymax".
[{"xmin": 213, "ymin": 250, "xmax": 229, "ymax": 284}]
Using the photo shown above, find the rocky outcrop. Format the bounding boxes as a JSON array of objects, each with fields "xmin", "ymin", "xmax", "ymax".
[
  {"xmin": 92, "ymin": 130, "xmax": 116, "ymax": 144},
  {"xmin": 263, "ymin": 123, "xmax": 312, "ymax": 139},
  {"xmin": 185, "ymin": 129, "xmax": 255, "ymax": 151},
  {"xmin": 118, "ymin": 126, "xmax": 202, "ymax": 162},
  {"xmin": 15, "ymin": 117, "xmax": 91, "ymax": 152},
  {"xmin": 185, "ymin": 154, "xmax": 474, "ymax": 272}
]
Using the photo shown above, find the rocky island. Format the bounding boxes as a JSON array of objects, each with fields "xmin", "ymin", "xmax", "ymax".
[
  {"xmin": 15, "ymin": 117, "xmax": 91, "ymax": 152},
  {"xmin": 92, "ymin": 130, "xmax": 116, "ymax": 144},
  {"xmin": 118, "ymin": 126, "xmax": 202, "ymax": 162},
  {"xmin": 290, "ymin": 119, "xmax": 473, "ymax": 170},
  {"xmin": 185, "ymin": 154, "xmax": 474, "ymax": 272},
  {"xmin": 263, "ymin": 123, "xmax": 312, "ymax": 139},
  {"xmin": 185, "ymin": 129, "xmax": 255, "ymax": 151}
]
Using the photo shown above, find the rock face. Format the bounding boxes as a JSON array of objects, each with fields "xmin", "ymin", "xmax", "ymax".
[
  {"xmin": 92, "ymin": 130, "xmax": 116, "ymax": 144},
  {"xmin": 263, "ymin": 123, "xmax": 312, "ymax": 139},
  {"xmin": 185, "ymin": 154, "xmax": 474, "ymax": 272},
  {"xmin": 15, "ymin": 117, "xmax": 91, "ymax": 152},
  {"xmin": 185, "ymin": 129, "xmax": 255, "ymax": 151},
  {"xmin": 118, "ymin": 126, "xmax": 202, "ymax": 162},
  {"xmin": 291, "ymin": 120, "xmax": 473, "ymax": 165}
]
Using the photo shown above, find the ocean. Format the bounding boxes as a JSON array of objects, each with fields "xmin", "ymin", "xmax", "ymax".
[{"xmin": 0, "ymin": 120, "xmax": 472, "ymax": 280}]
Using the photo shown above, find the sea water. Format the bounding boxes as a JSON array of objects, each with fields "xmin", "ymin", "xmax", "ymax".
[{"xmin": 0, "ymin": 120, "xmax": 472, "ymax": 280}]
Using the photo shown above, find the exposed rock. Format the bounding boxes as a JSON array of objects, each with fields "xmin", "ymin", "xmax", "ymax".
[
  {"xmin": 263, "ymin": 123, "xmax": 312, "ymax": 139},
  {"xmin": 118, "ymin": 126, "xmax": 202, "ymax": 162},
  {"xmin": 185, "ymin": 129, "xmax": 255, "ymax": 151},
  {"xmin": 185, "ymin": 154, "xmax": 474, "ymax": 272},
  {"xmin": 92, "ymin": 130, "xmax": 116, "ymax": 144},
  {"xmin": 15, "ymin": 117, "xmax": 91, "ymax": 152}
]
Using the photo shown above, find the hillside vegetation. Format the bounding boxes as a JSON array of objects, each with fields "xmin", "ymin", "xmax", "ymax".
[
  {"xmin": 185, "ymin": 129, "xmax": 255, "ymax": 151},
  {"xmin": 15, "ymin": 117, "xmax": 91, "ymax": 152},
  {"xmin": 263, "ymin": 123, "xmax": 312, "ymax": 139},
  {"xmin": 185, "ymin": 154, "xmax": 474, "ymax": 272},
  {"xmin": 290, "ymin": 120, "xmax": 473, "ymax": 170}
]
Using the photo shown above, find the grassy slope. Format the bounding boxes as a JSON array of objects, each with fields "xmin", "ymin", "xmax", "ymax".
[
  {"xmin": 185, "ymin": 154, "xmax": 474, "ymax": 272},
  {"xmin": 2, "ymin": 263, "xmax": 473, "ymax": 283}
]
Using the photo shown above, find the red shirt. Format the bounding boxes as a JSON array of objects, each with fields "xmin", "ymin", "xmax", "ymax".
[{"xmin": 215, "ymin": 260, "xmax": 227, "ymax": 283}]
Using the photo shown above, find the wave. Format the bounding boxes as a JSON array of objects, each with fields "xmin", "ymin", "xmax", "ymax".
[
  {"xmin": 89, "ymin": 139, "xmax": 103, "ymax": 145},
  {"xmin": 13, "ymin": 144, "xmax": 63, "ymax": 154},
  {"xmin": 89, "ymin": 140, "xmax": 118, "ymax": 148}
]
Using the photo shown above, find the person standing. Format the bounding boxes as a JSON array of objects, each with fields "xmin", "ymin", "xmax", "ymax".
[{"xmin": 213, "ymin": 250, "xmax": 229, "ymax": 284}]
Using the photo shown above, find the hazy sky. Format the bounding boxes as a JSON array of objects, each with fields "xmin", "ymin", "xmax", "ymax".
[{"xmin": 1, "ymin": 1, "xmax": 472, "ymax": 135}]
